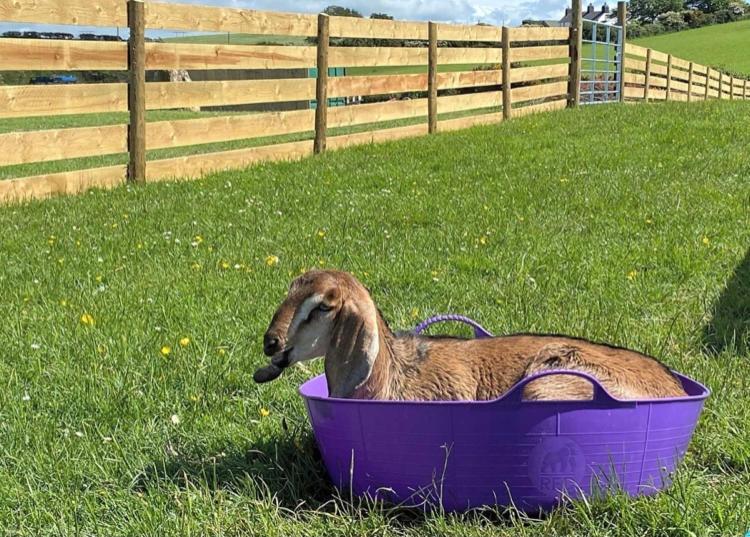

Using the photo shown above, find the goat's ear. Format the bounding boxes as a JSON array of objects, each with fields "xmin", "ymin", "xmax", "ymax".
[
  {"xmin": 325, "ymin": 286, "xmax": 341, "ymax": 304},
  {"xmin": 325, "ymin": 300, "xmax": 379, "ymax": 398}
]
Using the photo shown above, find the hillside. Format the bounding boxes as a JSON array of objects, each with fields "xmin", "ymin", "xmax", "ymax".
[{"xmin": 632, "ymin": 19, "xmax": 750, "ymax": 75}]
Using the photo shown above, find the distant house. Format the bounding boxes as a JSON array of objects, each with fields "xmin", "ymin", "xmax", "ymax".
[{"xmin": 523, "ymin": 3, "xmax": 621, "ymax": 27}]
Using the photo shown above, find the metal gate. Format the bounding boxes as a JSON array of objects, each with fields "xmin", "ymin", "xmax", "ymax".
[{"xmin": 580, "ymin": 19, "xmax": 624, "ymax": 104}]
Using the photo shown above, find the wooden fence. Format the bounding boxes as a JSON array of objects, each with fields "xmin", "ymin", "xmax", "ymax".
[
  {"xmin": 0, "ymin": 0, "xmax": 748, "ymax": 204},
  {"xmin": 622, "ymin": 43, "xmax": 749, "ymax": 102}
]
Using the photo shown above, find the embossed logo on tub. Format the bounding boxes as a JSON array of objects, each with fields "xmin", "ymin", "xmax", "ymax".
[{"xmin": 528, "ymin": 438, "xmax": 586, "ymax": 497}]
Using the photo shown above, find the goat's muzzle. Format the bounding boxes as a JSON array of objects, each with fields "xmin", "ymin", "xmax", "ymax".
[{"xmin": 253, "ymin": 347, "xmax": 293, "ymax": 384}]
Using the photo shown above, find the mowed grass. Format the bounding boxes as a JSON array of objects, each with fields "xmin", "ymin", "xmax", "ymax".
[
  {"xmin": 346, "ymin": 63, "xmax": 492, "ymax": 75},
  {"xmin": 163, "ymin": 33, "xmax": 495, "ymax": 76},
  {"xmin": 163, "ymin": 33, "xmax": 310, "ymax": 46},
  {"xmin": 632, "ymin": 19, "xmax": 750, "ymax": 75},
  {"xmin": 1, "ymin": 101, "xmax": 749, "ymax": 536},
  {"xmin": 0, "ymin": 109, "xmax": 252, "ymax": 134},
  {"xmin": 0, "ymin": 106, "xmax": 503, "ymax": 181}
]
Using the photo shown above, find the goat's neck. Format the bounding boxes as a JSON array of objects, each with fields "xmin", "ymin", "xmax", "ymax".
[{"xmin": 351, "ymin": 310, "xmax": 411, "ymax": 400}]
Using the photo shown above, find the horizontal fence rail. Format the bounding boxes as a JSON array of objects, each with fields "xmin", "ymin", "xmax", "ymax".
[
  {"xmin": 622, "ymin": 42, "xmax": 748, "ymax": 103},
  {"xmin": 0, "ymin": 0, "xmax": 748, "ymax": 204}
]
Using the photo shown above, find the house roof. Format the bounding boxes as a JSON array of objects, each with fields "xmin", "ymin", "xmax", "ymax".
[
  {"xmin": 549, "ymin": 3, "xmax": 620, "ymax": 26},
  {"xmin": 522, "ymin": 3, "xmax": 621, "ymax": 29}
]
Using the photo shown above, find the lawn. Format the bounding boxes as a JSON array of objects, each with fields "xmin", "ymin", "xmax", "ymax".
[
  {"xmin": 0, "ymin": 106, "xmax": 504, "ymax": 181},
  {"xmin": 632, "ymin": 19, "xmax": 750, "ymax": 76},
  {"xmin": 161, "ymin": 31, "xmax": 567, "ymax": 76},
  {"xmin": 164, "ymin": 33, "xmax": 495, "ymax": 76},
  {"xmin": 346, "ymin": 63, "xmax": 494, "ymax": 75},
  {"xmin": 1, "ymin": 101, "xmax": 749, "ymax": 536},
  {"xmin": 163, "ymin": 32, "xmax": 310, "ymax": 46}
]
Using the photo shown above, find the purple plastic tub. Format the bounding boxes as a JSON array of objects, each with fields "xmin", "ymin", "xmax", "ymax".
[{"xmin": 299, "ymin": 316, "xmax": 709, "ymax": 512}]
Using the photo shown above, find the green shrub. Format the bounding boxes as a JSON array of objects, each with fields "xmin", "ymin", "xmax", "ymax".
[
  {"xmin": 657, "ymin": 10, "xmax": 689, "ymax": 30},
  {"xmin": 628, "ymin": 21, "xmax": 668, "ymax": 37},
  {"xmin": 683, "ymin": 9, "xmax": 716, "ymax": 27}
]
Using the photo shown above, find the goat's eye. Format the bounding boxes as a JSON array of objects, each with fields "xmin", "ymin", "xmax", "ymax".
[{"xmin": 305, "ymin": 303, "xmax": 332, "ymax": 323}]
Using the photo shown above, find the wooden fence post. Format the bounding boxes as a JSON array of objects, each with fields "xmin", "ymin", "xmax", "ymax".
[
  {"xmin": 745, "ymin": 79, "xmax": 748, "ymax": 100},
  {"xmin": 568, "ymin": 0, "xmax": 582, "ymax": 107},
  {"xmin": 687, "ymin": 62, "xmax": 693, "ymax": 102},
  {"xmin": 502, "ymin": 26, "xmax": 511, "ymax": 119},
  {"xmin": 721, "ymin": 73, "xmax": 732, "ymax": 99},
  {"xmin": 724, "ymin": 73, "xmax": 728, "ymax": 99},
  {"xmin": 428, "ymin": 22, "xmax": 438, "ymax": 134},
  {"xmin": 730, "ymin": 75, "xmax": 734, "ymax": 100},
  {"xmin": 716, "ymin": 71, "xmax": 721, "ymax": 99},
  {"xmin": 705, "ymin": 69, "xmax": 711, "ymax": 100},
  {"xmin": 644, "ymin": 48, "xmax": 652, "ymax": 102},
  {"xmin": 617, "ymin": 1, "xmax": 626, "ymax": 103},
  {"xmin": 127, "ymin": 0, "xmax": 146, "ymax": 183},
  {"xmin": 665, "ymin": 54, "xmax": 672, "ymax": 101},
  {"xmin": 314, "ymin": 13, "xmax": 329, "ymax": 155}
]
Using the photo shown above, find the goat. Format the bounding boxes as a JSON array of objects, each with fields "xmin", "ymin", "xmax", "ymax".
[{"xmin": 254, "ymin": 270, "xmax": 687, "ymax": 401}]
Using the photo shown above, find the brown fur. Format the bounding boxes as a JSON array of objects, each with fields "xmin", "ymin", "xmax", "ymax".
[{"xmin": 261, "ymin": 270, "xmax": 687, "ymax": 401}]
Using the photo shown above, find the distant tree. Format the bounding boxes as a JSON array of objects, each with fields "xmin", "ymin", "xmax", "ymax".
[
  {"xmin": 323, "ymin": 6, "xmax": 363, "ymax": 17},
  {"xmin": 370, "ymin": 12, "xmax": 394, "ymax": 19},
  {"xmin": 657, "ymin": 10, "xmax": 688, "ymax": 29},
  {"xmin": 629, "ymin": 0, "xmax": 684, "ymax": 21},
  {"xmin": 685, "ymin": 0, "xmax": 731, "ymax": 11},
  {"xmin": 307, "ymin": 7, "xmax": 368, "ymax": 45}
]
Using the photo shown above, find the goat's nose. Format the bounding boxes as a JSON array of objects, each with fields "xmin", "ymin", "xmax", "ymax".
[{"xmin": 263, "ymin": 334, "xmax": 281, "ymax": 357}]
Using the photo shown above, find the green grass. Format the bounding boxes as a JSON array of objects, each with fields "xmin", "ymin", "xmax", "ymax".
[
  {"xmin": 0, "ymin": 110, "xmax": 254, "ymax": 135},
  {"xmin": 0, "ymin": 107, "xmax": 502, "ymax": 181},
  {"xmin": 0, "ymin": 109, "xmax": 274, "ymax": 181},
  {"xmin": 581, "ymin": 43, "xmax": 617, "ymax": 73},
  {"xmin": 632, "ymin": 19, "xmax": 750, "ymax": 75},
  {"xmin": 163, "ymin": 33, "xmax": 310, "ymax": 46},
  {"xmin": 163, "ymin": 32, "xmax": 500, "ymax": 76},
  {"xmin": 347, "ymin": 63, "xmax": 491, "ymax": 75},
  {"xmin": 1, "ymin": 101, "xmax": 749, "ymax": 535}
]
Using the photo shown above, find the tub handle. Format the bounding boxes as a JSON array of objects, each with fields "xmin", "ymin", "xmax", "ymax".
[
  {"xmin": 500, "ymin": 369, "xmax": 621, "ymax": 404},
  {"xmin": 413, "ymin": 314, "xmax": 493, "ymax": 339}
]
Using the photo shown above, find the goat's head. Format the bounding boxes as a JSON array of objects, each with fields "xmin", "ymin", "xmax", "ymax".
[{"xmin": 256, "ymin": 270, "xmax": 380, "ymax": 398}]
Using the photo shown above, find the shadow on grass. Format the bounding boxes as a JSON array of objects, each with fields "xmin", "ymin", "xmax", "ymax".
[
  {"xmin": 131, "ymin": 434, "xmax": 530, "ymax": 524},
  {"xmin": 703, "ymin": 247, "xmax": 750, "ymax": 355},
  {"xmin": 132, "ymin": 434, "xmax": 338, "ymax": 510}
]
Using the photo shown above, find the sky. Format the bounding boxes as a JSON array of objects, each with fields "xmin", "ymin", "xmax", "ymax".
[
  {"xmin": 216, "ymin": 0, "xmax": 571, "ymax": 26},
  {"xmin": 0, "ymin": 0, "xmax": 574, "ymax": 37}
]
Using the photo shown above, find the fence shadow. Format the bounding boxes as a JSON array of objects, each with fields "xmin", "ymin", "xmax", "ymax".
[{"xmin": 702, "ymin": 247, "xmax": 750, "ymax": 355}]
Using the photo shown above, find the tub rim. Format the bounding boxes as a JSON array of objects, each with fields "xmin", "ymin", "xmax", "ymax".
[{"xmin": 299, "ymin": 370, "xmax": 710, "ymax": 407}]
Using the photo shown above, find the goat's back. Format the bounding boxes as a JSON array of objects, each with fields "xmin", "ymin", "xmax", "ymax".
[{"xmin": 414, "ymin": 334, "xmax": 686, "ymax": 401}]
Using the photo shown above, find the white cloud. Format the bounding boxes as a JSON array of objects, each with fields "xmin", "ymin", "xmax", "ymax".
[{"xmin": 227, "ymin": 0, "xmax": 570, "ymax": 25}]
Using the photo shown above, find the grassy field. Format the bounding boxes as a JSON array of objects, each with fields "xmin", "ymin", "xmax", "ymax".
[
  {"xmin": 346, "ymin": 63, "xmax": 492, "ymax": 75},
  {"xmin": 0, "ymin": 109, "xmax": 242, "ymax": 134},
  {"xmin": 162, "ymin": 31, "xmax": 579, "ymax": 75},
  {"xmin": 163, "ymin": 32, "xmax": 310, "ymax": 46},
  {"xmin": 164, "ymin": 33, "xmax": 495, "ymax": 76},
  {"xmin": 0, "ymin": 106, "xmax": 506, "ymax": 181},
  {"xmin": 632, "ymin": 19, "xmax": 750, "ymax": 75},
  {"xmin": 1, "ymin": 101, "xmax": 749, "ymax": 536}
]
